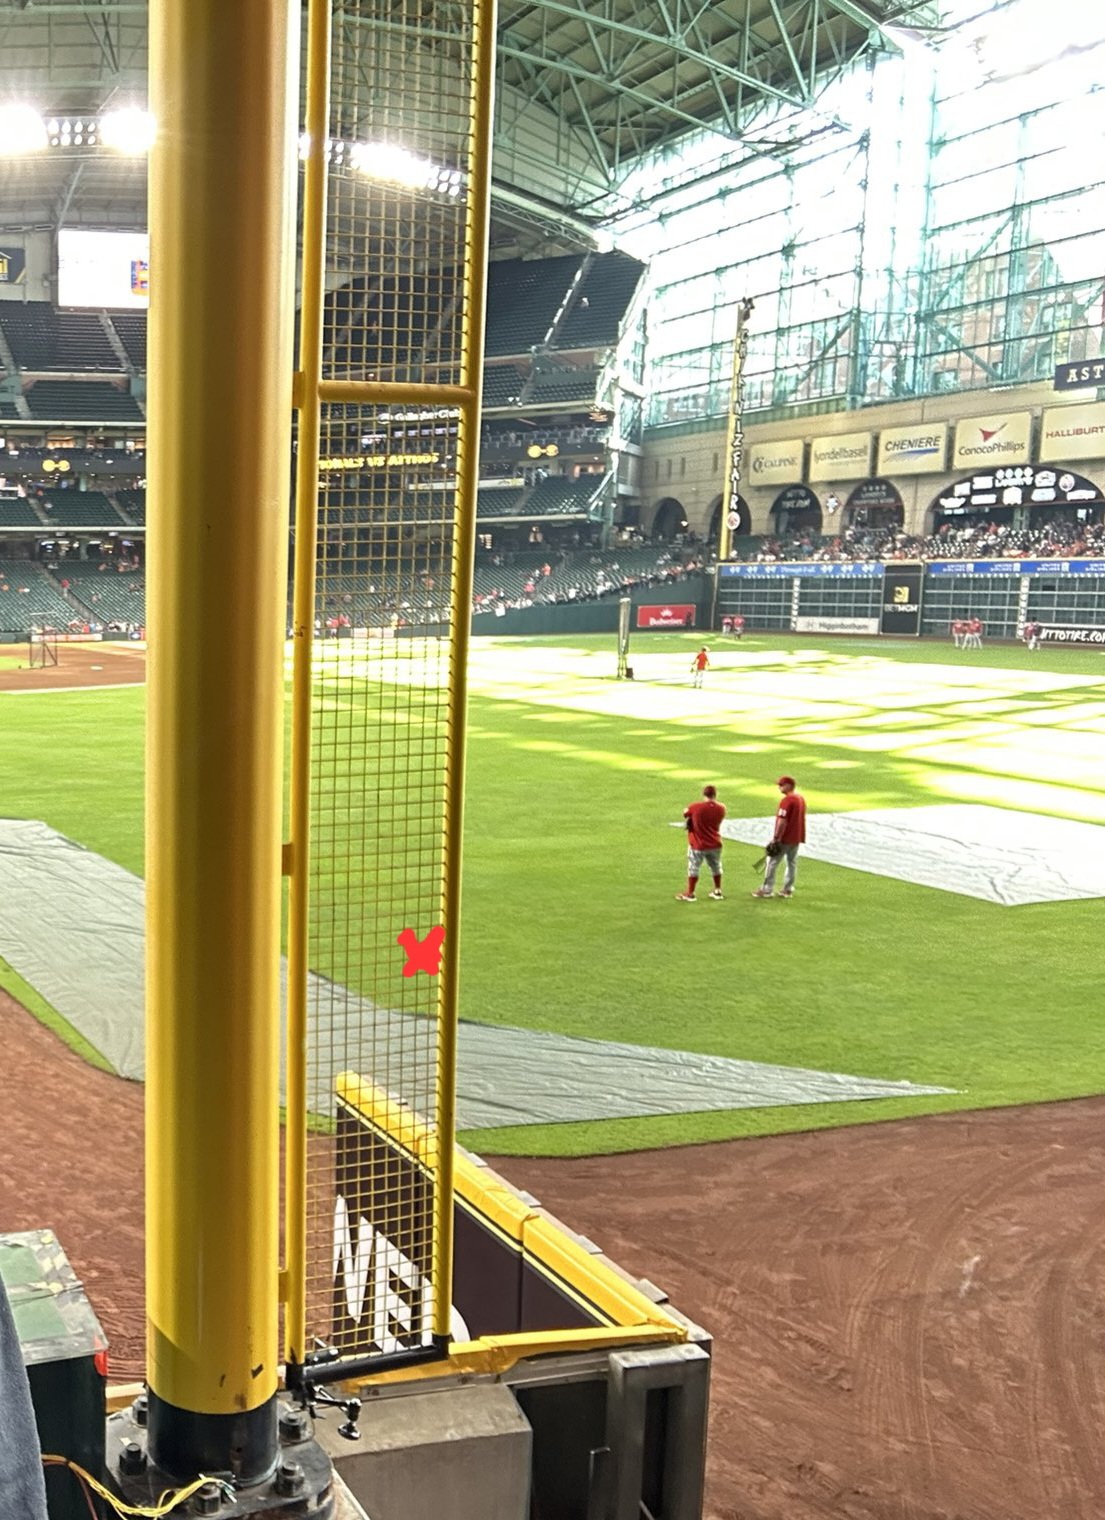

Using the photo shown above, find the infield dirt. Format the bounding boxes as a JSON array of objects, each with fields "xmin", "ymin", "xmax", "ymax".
[{"xmin": 3, "ymin": 985, "xmax": 1103, "ymax": 1519}]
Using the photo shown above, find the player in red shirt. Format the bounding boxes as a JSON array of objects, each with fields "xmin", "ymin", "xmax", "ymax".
[
  {"xmin": 752, "ymin": 776, "xmax": 807, "ymax": 899},
  {"xmin": 968, "ymin": 616, "xmax": 984, "ymax": 648},
  {"xmin": 676, "ymin": 784, "xmax": 726, "ymax": 901},
  {"xmin": 1023, "ymin": 620, "xmax": 1041, "ymax": 651},
  {"xmin": 951, "ymin": 619, "xmax": 965, "ymax": 648},
  {"xmin": 731, "ymin": 614, "xmax": 744, "ymax": 639},
  {"xmin": 691, "ymin": 646, "xmax": 710, "ymax": 688}
]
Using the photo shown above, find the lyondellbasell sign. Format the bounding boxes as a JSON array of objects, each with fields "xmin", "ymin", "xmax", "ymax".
[{"xmin": 808, "ymin": 431, "xmax": 872, "ymax": 482}]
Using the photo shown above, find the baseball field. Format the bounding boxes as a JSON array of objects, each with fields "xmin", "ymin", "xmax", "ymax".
[{"xmin": 1, "ymin": 629, "xmax": 1102, "ymax": 1155}]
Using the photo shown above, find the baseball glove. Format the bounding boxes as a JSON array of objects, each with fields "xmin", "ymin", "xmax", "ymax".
[{"xmin": 765, "ymin": 839, "xmax": 783, "ymax": 858}]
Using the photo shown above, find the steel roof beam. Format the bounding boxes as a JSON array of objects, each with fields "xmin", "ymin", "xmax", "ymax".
[{"xmin": 503, "ymin": 0, "xmax": 818, "ymax": 117}]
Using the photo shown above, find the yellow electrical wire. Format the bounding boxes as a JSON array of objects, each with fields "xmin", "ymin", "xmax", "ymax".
[{"xmin": 42, "ymin": 1456, "xmax": 232, "ymax": 1518}]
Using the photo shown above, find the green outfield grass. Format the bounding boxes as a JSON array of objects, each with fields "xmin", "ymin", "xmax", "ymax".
[{"xmin": 2, "ymin": 633, "xmax": 1104, "ymax": 1156}]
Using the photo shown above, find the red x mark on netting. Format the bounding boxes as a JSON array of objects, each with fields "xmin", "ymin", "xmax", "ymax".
[{"xmin": 396, "ymin": 925, "xmax": 446, "ymax": 977}]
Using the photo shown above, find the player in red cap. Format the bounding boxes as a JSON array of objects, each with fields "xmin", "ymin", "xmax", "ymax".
[
  {"xmin": 690, "ymin": 646, "xmax": 710, "ymax": 688},
  {"xmin": 752, "ymin": 776, "xmax": 806, "ymax": 899}
]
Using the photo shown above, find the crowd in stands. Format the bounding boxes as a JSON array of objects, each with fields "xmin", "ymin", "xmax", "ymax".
[
  {"xmin": 472, "ymin": 537, "xmax": 711, "ymax": 614},
  {"xmin": 737, "ymin": 516, "xmax": 1105, "ymax": 565}
]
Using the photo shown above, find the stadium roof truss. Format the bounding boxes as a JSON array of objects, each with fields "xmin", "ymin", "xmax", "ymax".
[{"xmin": 0, "ymin": 0, "xmax": 941, "ymax": 243}]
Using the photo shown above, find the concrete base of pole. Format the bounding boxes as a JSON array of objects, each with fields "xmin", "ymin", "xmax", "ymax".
[{"xmin": 106, "ymin": 1396, "xmax": 336, "ymax": 1518}]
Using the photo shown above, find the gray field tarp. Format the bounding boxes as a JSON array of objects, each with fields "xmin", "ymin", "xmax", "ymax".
[
  {"xmin": 0, "ymin": 819, "xmax": 952, "ymax": 1128},
  {"xmin": 722, "ymin": 803, "xmax": 1105, "ymax": 907}
]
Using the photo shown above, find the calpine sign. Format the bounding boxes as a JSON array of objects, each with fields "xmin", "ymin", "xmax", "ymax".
[{"xmin": 637, "ymin": 604, "xmax": 696, "ymax": 629}]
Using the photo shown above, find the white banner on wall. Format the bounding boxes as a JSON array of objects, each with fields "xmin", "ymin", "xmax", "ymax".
[
  {"xmin": 747, "ymin": 439, "xmax": 804, "ymax": 485},
  {"xmin": 58, "ymin": 228, "xmax": 149, "ymax": 310},
  {"xmin": 1039, "ymin": 402, "xmax": 1105, "ymax": 463},
  {"xmin": 876, "ymin": 423, "xmax": 948, "ymax": 476},
  {"xmin": 808, "ymin": 431, "xmax": 872, "ymax": 482},
  {"xmin": 793, "ymin": 616, "xmax": 880, "ymax": 636},
  {"xmin": 952, "ymin": 412, "xmax": 1032, "ymax": 469}
]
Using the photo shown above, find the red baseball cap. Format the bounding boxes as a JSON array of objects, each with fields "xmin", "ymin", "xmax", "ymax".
[{"xmin": 777, "ymin": 775, "xmax": 795, "ymax": 787}]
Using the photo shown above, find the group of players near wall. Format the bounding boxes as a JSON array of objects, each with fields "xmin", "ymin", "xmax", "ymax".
[{"xmin": 677, "ymin": 778, "xmax": 807, "ymax": 904}]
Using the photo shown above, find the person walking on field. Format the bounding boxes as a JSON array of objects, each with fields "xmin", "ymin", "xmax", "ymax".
[
  {"xmin": 676, "ymin": 784, "xmax": 726, "ymax": 901},
  {"xmin": 691, "ymin": 646, "xmax": 710, "ymax": 688},
  {"xmin": 752, "ymin": 776, "xmax": 806, "ymax": 899}
]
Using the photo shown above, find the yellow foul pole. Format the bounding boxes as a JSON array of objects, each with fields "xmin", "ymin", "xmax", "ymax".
[
  {"xmin": 284, "ymin": 0, "xmax": 332, "ymax": 1371},
  {"xmin": 431, "ymin": 0, "xmax": 498, "ymax": 1342},
  {"xmin": 146, "ymin": 0, "xmax": 298, "ymax": 1481}
]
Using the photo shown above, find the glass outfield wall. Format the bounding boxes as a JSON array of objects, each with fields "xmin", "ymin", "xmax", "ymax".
[{"xmin": 616, "ymin": 0, "xmax": 1105, "ymax": 429}]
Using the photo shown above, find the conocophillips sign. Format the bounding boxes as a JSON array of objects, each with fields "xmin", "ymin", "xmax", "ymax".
[
  {"xmin": 876, "ymin": 424, "xmax": 947, "ymax": 476},
  {"xmin": 952, "ymin": 412, "xmax": 1031, "ymax": 469}
]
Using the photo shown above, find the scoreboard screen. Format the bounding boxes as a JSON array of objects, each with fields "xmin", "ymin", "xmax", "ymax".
[{"xmin": 58, "ymin": 229, "xmax": 149, "ymax": 310}]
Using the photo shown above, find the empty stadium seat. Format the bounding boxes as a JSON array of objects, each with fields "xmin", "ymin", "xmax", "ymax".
[{"xmin": 24, "ymin": 381, "xmax": 144, "ymax": 422}]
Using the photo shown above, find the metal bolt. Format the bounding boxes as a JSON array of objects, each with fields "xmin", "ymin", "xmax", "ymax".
[
  {"xmin": 278, "ymin": 1405, "xmax": 309, "ymax": 1442},
  {"xmin": 132, "ymin": 1393, "xmax": 149, "ymax": 1428},
  {"xmin": 275, "ymin": 1459, "xmax": 305, "ymax": 1496},
  {"xmin": 191, "ymin": 1480, "xmax": 223, "ymax": 1515},
  {"xmin": 119, "ymin": 1441, "xmax": 146, "ymax": 1476}
]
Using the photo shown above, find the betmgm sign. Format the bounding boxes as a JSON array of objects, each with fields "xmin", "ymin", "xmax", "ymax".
[{"xmin": 330, "ymin": 1074, "xmax": 691, "ymax": 1365}]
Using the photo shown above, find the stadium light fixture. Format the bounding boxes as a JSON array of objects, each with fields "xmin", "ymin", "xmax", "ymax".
[
  {"xmin": 100, "ymin": 108, "xmax": 156, "ymax": 155},
  {"xmin": 0, "ymin": 104, "xmax": 48, "ymax": 155}
]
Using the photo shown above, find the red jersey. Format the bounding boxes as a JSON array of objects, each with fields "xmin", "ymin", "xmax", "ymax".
[
  {"xmin": 732, "ymin": 616, "xmax": 744, "ymax": 629},
  {"xmin": 970, "ymin": 619, "xmax": 982, "ymax": 633},
  {"xmin": 685, "ymin": 799, "xmax": 725, "ymax": 850},
  {"xmin": 773, "ymin": 792, "xmax": 806, "ymax": 845},
  {"xmin": 693, "ymin": 650, "xmax": 709, "ymax": 671}
]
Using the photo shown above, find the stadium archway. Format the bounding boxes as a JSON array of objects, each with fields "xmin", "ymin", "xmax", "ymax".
[
  {"xmin": 844, "ymin": 479, "xmax": 904, "ymax": 531},
  {"xmin": 707, "ymin": 492, "xmax": 749, "ymax": 545},
  {"xmin": 652, "ymin": 497, "xmax": 687, "ymax": 541},
  {"xmin": 928, "ymin": 466, "xmax": 1105, "ymax": 535},
  {"xmin": 770, "ymin": 484, "xmax": 821, "ymax": 535}
]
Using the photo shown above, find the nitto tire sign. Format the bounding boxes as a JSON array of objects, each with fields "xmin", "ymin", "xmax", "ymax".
[{"xmin": 1038, "ymin": 625, "xmax": 1105, "ymax": 646}]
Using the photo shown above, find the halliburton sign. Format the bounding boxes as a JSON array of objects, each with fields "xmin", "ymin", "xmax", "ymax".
[{"xmin": 1039, "ymin": 402, "xmax": 1105, "ymax": 464}]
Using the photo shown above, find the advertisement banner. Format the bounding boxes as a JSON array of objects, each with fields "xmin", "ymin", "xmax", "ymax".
[
  {"xmin": 808, "ymin": 431, "xmax": 872, "ymax": 482},
  {"xmin": 880, "ymin": 563, "xmax": 924, "ymax": 636},
  {"xmin": 747, "ymin": 439, "xmax": 804, "ymax": 486},
  {"xmin": 1054, "ymin": 361, "xmax": 1105, "ymax": 392},
  {"xmin": 636, "ymin": 603, "xmax": 696, "ymax": 629},
  {"xmin": 1037, "ymin": 624, "xmax": 1105, "ymax": 647},
  {"xmin": 876, "ymin": 423, "xmax": 947, "ymax": 476},
  {"xmin": 0, "ymin": 247, "xmax": 27, "ymax": 285},
  {"xmin": 719, "ymin": 562, "xmax": 883, "ymax": 579},
  {"xmin": 953, "ymin": 412, "xmax": 1032, "ymax": 470},
  {"xmin": 1039, "ymin": 403, "xmax": 1105, "ymax": 463},
  {"xmin": 793, "ymin": 616, "xmax": 880, "ymax": 635},
  {"xmin": 929, "ymin": 559, "xmax": 1104, "ymax": 576},
  {"xmin": 932, "ymin": 465, "xmax": 1102, "ymax": 516}
]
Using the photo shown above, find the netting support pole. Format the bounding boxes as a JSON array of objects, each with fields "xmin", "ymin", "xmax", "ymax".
[
  {"xmin": 145, "ymin": 0, "xmax": 298, "ymax": 1482},
  {"xmin": 284, "ymin": 0, "xmax": 333, "ymax": 1375},
  {"xmin": 432, "ymin": 0, "xmax": 498, "ymax": 1343}
]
